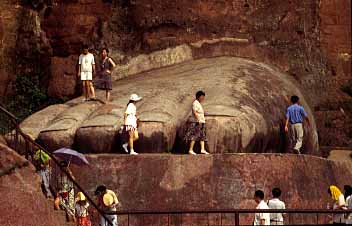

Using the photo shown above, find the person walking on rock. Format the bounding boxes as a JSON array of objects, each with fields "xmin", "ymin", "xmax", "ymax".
[
  {"xmin": 284, "ymin": 95, "xmax": 310, "ymax": 154},
  {"xmin": 95, "ymin": 185, "xmax": 120, "ymax": 226},
  {"xmin": 99, "ymin": 48, "xmax": 116, "ymax": 102},
  {"xmin": 122, "ymin": 94, "xmax": 142, "ymax": 155},
  {"xmin": 253, "ymin": 190, "xmax": 270, "ymax": 226},
  {"xmin": 75, "ymin": 192, "xmax": 92, "ymax": 226},
  {"xmin": 78, "ymin": 44, "xmax": 96, "ymax": 101},
  {"xmin": 268, "ymin": 188, "xmax": 286, "ymax": 225},
  {"xmin": 184, "ymin": 91, "xmax": 209, "ymax": 155}
]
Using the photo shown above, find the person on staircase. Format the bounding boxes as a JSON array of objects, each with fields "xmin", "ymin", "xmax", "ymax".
[
  {"xmin": 78, "ymin": 44, "xmax": 96, "ymax": 101},
  {"xmin": 95, "ymin": 185, "xmax": 120, "ymax": 226},
  {"xmin": 54, "ymin": 161, "xmax": 75, "ymax": 222},
  {"xmin": 284, "ymin": 95, "xmax": 310, "ymax": 154},
  {"xmin": 121, "ymin": 94, "xmax": 142, "ymax": 155},
  {"xmin": 33, "ymin": 147, "xmax": 53, "ymax": 199},
  {"xmin": 99, "ymin": 48, "xmax": 116, "ymax": 102},
  {"xmin": 184, "ymin": 90, "xmax": 209, "ymax": 155},
  {"xmin": 75, "ymin": 192, "xmax": 92, "ymax": 226}
]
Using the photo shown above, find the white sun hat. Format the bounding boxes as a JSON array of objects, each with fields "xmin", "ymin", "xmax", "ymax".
[{"xmin": 130, "ymin": 94, "xmax": 142, "ymax": 101}]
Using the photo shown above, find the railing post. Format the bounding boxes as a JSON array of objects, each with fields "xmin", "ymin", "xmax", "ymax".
[{"xmin": 235, "ymin": 211, "xmax": 239, "ymax": 226}]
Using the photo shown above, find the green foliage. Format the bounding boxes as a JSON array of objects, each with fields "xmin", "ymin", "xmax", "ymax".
[{"xmin": 2, "ymin": 74, "xmax": 66, "ymax": 122}]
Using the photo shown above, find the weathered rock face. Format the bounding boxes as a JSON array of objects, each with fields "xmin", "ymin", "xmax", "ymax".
[
  {"xmin": 0, "ymin": 143, "xmax": 66, "ymax": 226},
  {"xmin": 22, "ymin": 57, "xmax": 319, "ymax": 155},
  {"xmin": 0, "ymin": 0, "xmax": 351, "ymax": 147},
  {"xmin": 0, "ymin": 0, "xmax": 22, "ymax": 96},
  {"xmin": 71, "ymin": 154, "xmax": 352, "ymax": 225}
]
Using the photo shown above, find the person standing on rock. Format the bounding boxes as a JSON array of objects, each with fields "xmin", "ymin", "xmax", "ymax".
[
  {"xmin": 284, "ymin": 95, "xmax": 310, "ymax": 154},
  {"xmin": 122, "ymin": 94, "xmax": 142, "ymax": 155},
  {"xmin": 78, "ymin": 45, "xmax": 96, "ymax": 101},
  {"xmin": 184, "ymin": 91, "xmax": 209, "ymax": 155},
  {"xmin": 99, "ymin": 48, "xmax": 116, "ymax": 102}
]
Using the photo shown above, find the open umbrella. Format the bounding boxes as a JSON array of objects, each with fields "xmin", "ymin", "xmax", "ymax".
[{"xmin": 53, "ymin": 148, "xmax": 89, "ymax": 166}]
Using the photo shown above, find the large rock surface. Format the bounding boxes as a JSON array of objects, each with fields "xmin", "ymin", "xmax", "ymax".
[
  {"xmin": 22, "ymin": 57, "xmax": 319, "ymax": 155},
  {"xmin": 71, "ymin": 153, "xmax": 352, "ymax": 225},
  {"xmin": 0, "ymin": 0, "xmax": 351, "ymax": 147},
  {"xmin": 0, "ymin": 143, "xmax": 66, "ymax": 226}
]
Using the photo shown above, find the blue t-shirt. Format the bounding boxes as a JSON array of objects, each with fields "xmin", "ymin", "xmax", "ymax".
[{"xmin": 286, "ymin": 104, "xmax": 307, "ymax": 124}]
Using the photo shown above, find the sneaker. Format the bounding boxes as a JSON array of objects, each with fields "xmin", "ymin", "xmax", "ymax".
[
  {"xmin": 200, "ymin": 150, "xmax": 209, "ymax": 155},
  {"xmin": 130, "ymin": 150, "xmax": 138, "ymax": 155},
  {"xmin": 189, "ymin": 150, "xmax": 197, "ymax": 155},
  {"xmin": 122, "ymin": 143, "xmax": 129, "ymax": 153}
]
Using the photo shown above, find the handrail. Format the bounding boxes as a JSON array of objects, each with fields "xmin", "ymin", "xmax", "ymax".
[
  {"xmin": 0, "ymin": 104, "xmax": 113, "ymax": 226},
  {"xmin": 108, "ymin": 208, "xmax": 352, "ymax": 215}
]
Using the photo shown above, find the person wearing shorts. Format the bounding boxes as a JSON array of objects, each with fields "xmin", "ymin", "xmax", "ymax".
[{"xmin": 78, "ymin": 45, "xmax": 96, "ymax": 101}]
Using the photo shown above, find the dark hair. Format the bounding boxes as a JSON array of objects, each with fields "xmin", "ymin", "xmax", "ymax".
[
  {"xmin": 102, "ymin": 48, "xmax": 109, "ymax": 53},
  {"xmin": 82, "ymin": 44, "xmax": 89, "ymax": 50},
  {"xmin": 126, "ymin": 100, "xmax": 135, "ymax": 106},
  {"xmin": 291, "ymin": 95, "xmax": 299, "ymax": 104},
  {"xmin": 272, "ymin": 188, "xmax": 282, "ymax": 198},
  {"xmin": 344, "ymin": 185, "xmax": 352, "ymax": 197},
  {"xmin": 59, "ymin": 160, "xmax": 68, "ymax": 168},
  {"xmin": 255, "ymin": 190, "xmax": 264, "ymax": 199},
  {"xmin": 196, "ymin": 90, "xmax": 205, "ymax": 99},
  {"xmin": 328, "ymin": 187, "xmax": 331, "ymax": 195},
  {"xmin": 95, "ymin": 185, "xmax": 107, "ymax": 196}
]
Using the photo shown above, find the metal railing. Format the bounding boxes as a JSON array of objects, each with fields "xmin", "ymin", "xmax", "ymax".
[
  {"xmin": 107, "ymin": 208, "xmax": 352, "ymax": 226},
  {"xmin": 0, "ymin": 104, "xmax": 113, "ymax": 226}
]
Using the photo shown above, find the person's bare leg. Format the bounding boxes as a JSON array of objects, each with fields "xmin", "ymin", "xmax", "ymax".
[
  {"xmin": 54, "ymin": 197, "xmax": 60, "ymax": 210},
  {"xmin": 89, "ymin": 81, "xmax": 96, "ymax": 99},
  {"xmin": 200, "ymin": 141, "xmax": 209, "ymax": 154},
  {"xmin": 129, "ymin": 131, "xmax": 138, "ymax": 155},
  {"xmin": 85, "ymin": 81, "xmax": 90, "ymax": 100},
  {"xmin": 188, "ymin": 141, "xmax": 196, "ymax": 155},
  {"xmin": 82, "ymin": 81, "xmax": 87, "ymax": 100},
  {"xmin": 106, "ymin": 91, "xmax": 111, "ymax": 102}
]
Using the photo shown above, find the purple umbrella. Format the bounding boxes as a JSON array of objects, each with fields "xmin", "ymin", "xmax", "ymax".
[{"xmin": 53, "ymin": 148, "xmax": 89, "ymax": 166}]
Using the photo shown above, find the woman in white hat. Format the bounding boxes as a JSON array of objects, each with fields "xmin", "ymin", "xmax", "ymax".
[{"xmin": 122, "ymin": 94, "xmax": 142, "ymax": 155}]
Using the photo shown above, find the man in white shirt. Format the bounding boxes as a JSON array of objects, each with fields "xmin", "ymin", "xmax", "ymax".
[
  {"xmin": 268, "ymin": 188, "xmax": 286, "ymax": 225},
  {"xmin": 78, "ymin": 45, "xmax": 96, "ymax": 101},
  {"xmin": 254, "ymin": 190, "xmax": 270, "ymax": 226}
]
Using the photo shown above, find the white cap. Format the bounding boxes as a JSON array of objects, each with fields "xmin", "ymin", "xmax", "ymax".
[{"xmin": 130, "ymin": 94, "xmax": 142, "ymax": 101}]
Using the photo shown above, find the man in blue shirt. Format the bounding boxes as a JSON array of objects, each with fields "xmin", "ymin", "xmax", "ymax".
[{"xmin": 285, "ymin": 95, "xmax": 310, "ymax": 154}]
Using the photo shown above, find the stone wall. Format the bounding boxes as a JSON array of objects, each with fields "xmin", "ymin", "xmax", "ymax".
[
  {"xmin": 71, "ymin": 153, "xmax": 352, "ymax": 225},
  {"xmin": 0, "ymin": 143, "xmax": 67, "ymax": 226}
]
